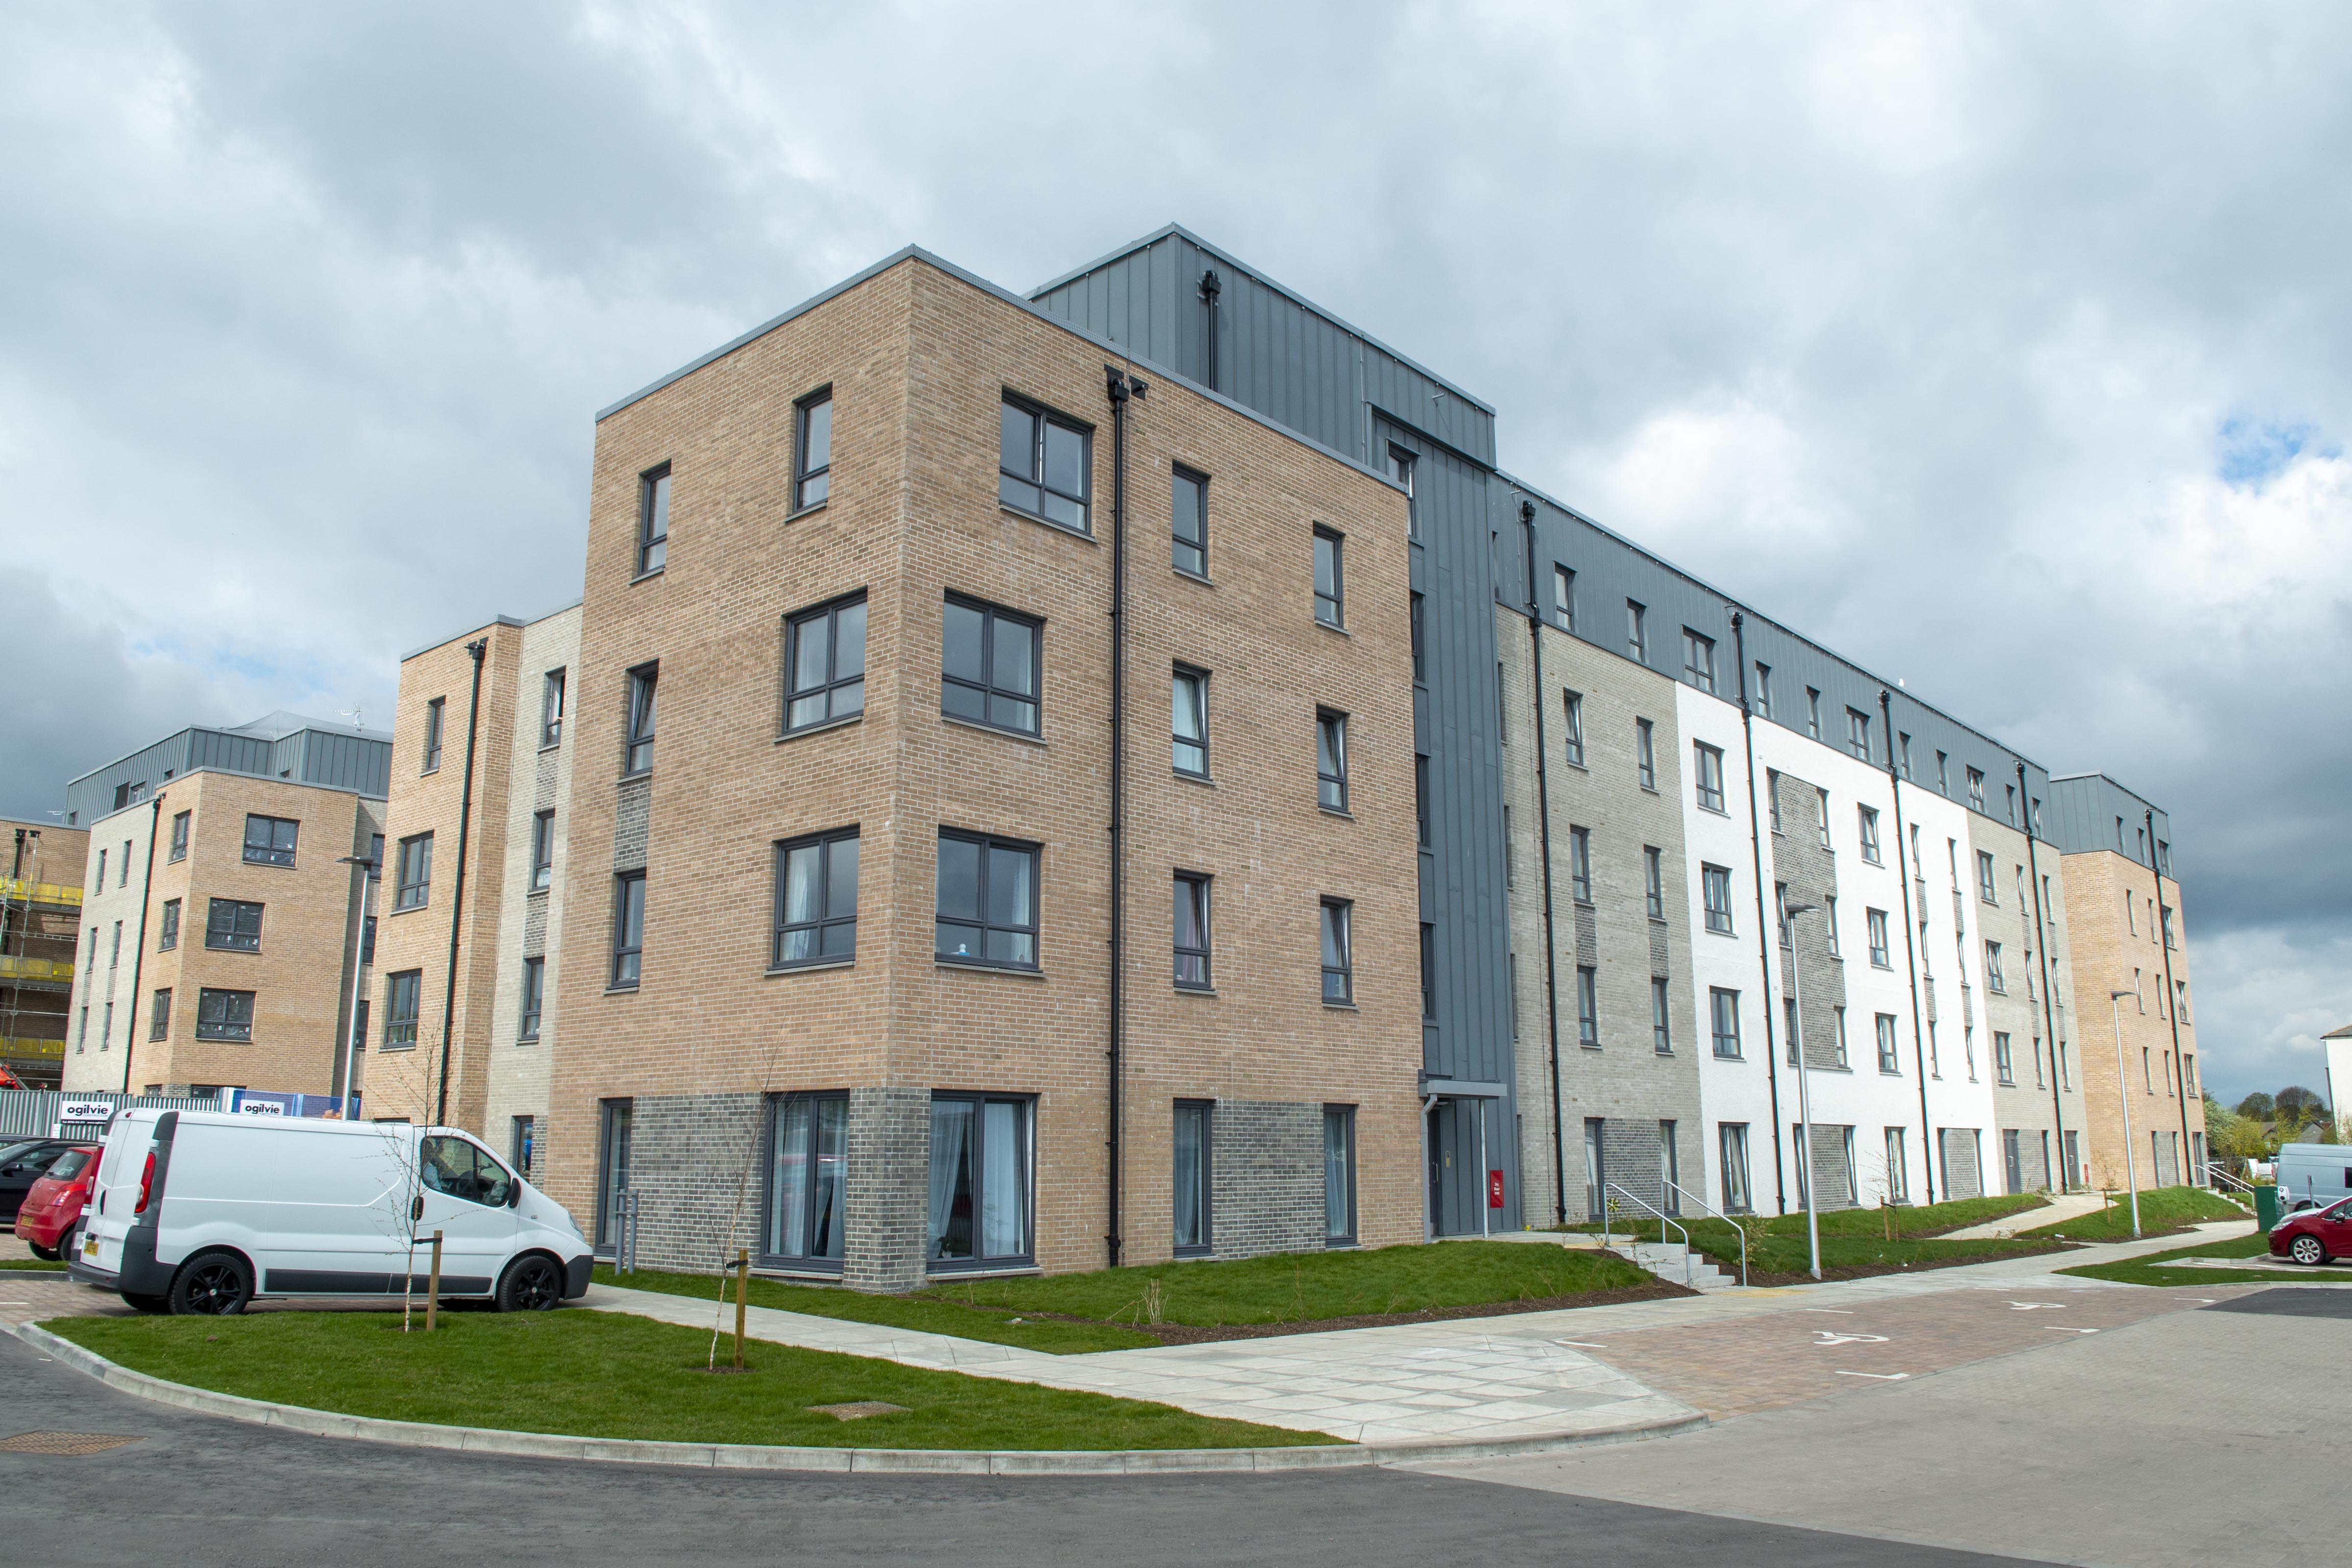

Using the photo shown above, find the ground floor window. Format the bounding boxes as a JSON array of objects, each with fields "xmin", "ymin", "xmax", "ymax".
[
  {"xmin": 1173, "ymin": 1101, "xmax": 1211, "ymax": 1256},
  {"xmin": 594, "ymin": 1099, "xmax": 633, "ymax": 1252},
  {"xmin": 1323, "ymin": 1106, "xmax": 1355, "ymax": 1244},
  {"xmin": 1719, "ymin": 1122, "xmax": 1751, "ymax": 1213},
  {"xmin": 1659, "ymin": 1121, "xmax": 1680, "ymax": 1214},
  {"xmin": 2062, "ymin": 1129, "xmax": 2081, "ymax": 1189},
  {"xmin": 1583, "ymin": 1117, "xmax": 1607, "ymax": 1221},
  {"xmin": 767, "ymin": 1092, "xmax": 848, "ymax": 1267},
  {"xmin": 929, "ymin": 1094, "xmax": 1031, "ymax": 1268},
  {"xmin": 1884, "ymin": 1127, "xmax": 1909, "ymax": 1202},
  {"xmin": 511, "ymin": 1115, "xmax": 536, "ymax": 1179}
]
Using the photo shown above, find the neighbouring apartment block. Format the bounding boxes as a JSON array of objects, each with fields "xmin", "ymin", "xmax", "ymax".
[
  {"xmin": 58, "ymin": 713, "xmax": 388, "ymax": 1099},
  {"xmin": 2, "ymin": 817, "xmax": 91, "ymax": 1088},
  {"xmin": 366, "ymin": 225, "xmax": 2205, "ymax": 1290}
]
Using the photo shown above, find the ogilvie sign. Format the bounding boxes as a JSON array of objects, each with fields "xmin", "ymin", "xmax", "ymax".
[{"xmin": 59, "ymin": 1102, "xmax": 115, "ymax": 1123}]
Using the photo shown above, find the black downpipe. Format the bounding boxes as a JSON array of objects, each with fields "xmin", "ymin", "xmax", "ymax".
[
  {"xmin": 2149, "ymin": 808, "xmax": 2194, "ymax": 1175},
  {"xmin": 2020, "ymin": 763, "xmax": 2069, "ymax": 1191},
  {"xmin": 436, "ymin": 638, "xmax": 489, "ymax": 1127},
  {"xmin": 1104, "ymin": 366, "xmax": 1145, "ymax": 1268},
  {"xmin": 1198, "ymin": 270, "xmax": 1221, "ymax": 394},
  {"xmin": 1731, "ymin": 614, "xmax": 1789, "ymax": 1214},
  {"xmin": 1519, "ymin": 500, "xmax": 1568, "ymax": 1222},
  {"xmin": 118, "ymin": 792, "xmax": 166, "ymax": 1093},
  {"xmin": 1882, "ymin": 689, "xmax": 1936, "ymax": 1204}
]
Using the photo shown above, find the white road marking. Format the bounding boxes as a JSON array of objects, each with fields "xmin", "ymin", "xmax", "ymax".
[
  {"xmin": 1803, "ymin": 1307, "xmax": 1856, "ymax": 1314},
  {"xmin": 1812, "ymin": 1331, "xmax": 1890, "ymax": 1346},
  {"xmin": 1834, "ymin": 1370, "xmax": 1909, "ymax": 1380},
  {"xmin": 1554, "ymin": 1340, "xmax": 1608, "ymax": 1348},
  {"xmin": 2045, "ymin": 1326, "xmax": 2099, "ymax": 1334},
  {"xmin": 2007, "ymin": 1302, "xmax": 2064, "ymax": 1310}
]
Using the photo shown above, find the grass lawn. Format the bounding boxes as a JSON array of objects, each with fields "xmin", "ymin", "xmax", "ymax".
[
  {"xmin": 2057, "ymin": 1229, "xmax": 2291, "ymax": 1287},
  {"xmin": 1569, "ymin": 1191, "xmax": 2048, "ymax": 1241},
  {"xmin": 594, "ymin": 1265, "xmax": 1158, "ymax": 1354},
  {"xmin": 942, "ymin": 1241, "xmax": 1652, "ymax": 1327},
  {"xmin": 0, "ymin": 1258, "xmax": 68, "ymax": 1271},
  {"xmin": 45, "ymin": 1309, "xmax": 1330, "ymax": 1451},
  {"xmin": 1675, "ymin": 1219, "xmax": 2058, "ymax": 1279},
  {"xmin": 2015, "ymin": 1185, "xmax": 2246, "ymax": 1240}
]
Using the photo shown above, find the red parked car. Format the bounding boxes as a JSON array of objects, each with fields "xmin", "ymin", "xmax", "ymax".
[
  {"xmin": 2269, "ymin": 1197, "xmax": 2352, "ymax": 1267},
  {"xmin": 14, "ymin": 1145, "xmax": 98, "ymax": 1261}
]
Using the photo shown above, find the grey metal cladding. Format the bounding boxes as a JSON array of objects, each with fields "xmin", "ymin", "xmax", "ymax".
[
  {"xmin": 298, "ymin": 728, "xmax": 394, "ymax": 797},
  {"xmin": 62, "ymin": 731, "xmax": 193, "ymax": 825},
  {"xmin": 62, "ymin": 720, "xmax": 392, "ymax": 824},
  {"xmin": 2044, "ymin": 774, "xmax": 2171, "ymax": 864}
]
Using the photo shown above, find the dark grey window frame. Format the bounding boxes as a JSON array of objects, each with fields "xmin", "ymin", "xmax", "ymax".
[
  {"xmin": 1710, "ymin": 987, "xmax": 1742, "ymax": 1059},
  {"xmin": 1652, "ymin": 977, "xmax": 1672, "ymax": 1054},
  {"xmin": 1173, "ymin": 871, "xmax": 1212, "ymax": 990},
  {"xmin": 773, "ymin": 827, "xmax": 859, "ymax": 970},
  {"xmin": 1577, "ymin": 964, "xmax": 1599, "ymax": 1048},
  {"xmin": 1173, "ymin": 1099, "xmax": 1213, "ymax": 1257},
  {"xmin": 1312, "ymin": 525, "xmax": 1345, "ymax": 628},
  {"xmin": 1409, "ymin": 592, "xmax": 1425, "ymax": 684},
  {"xmin": 762, "ymin": 1090, "xmax": 850, "ymax": 1271},
  {"xmin": 1644, "ymin": 846, "xmax": 1665, "ymax": 920},
  {"xmin": 1636, "ymin": 717, "xmax": 1656, "ymax": 790},
  {"xmin": 1173, "ymin": 664, "xmax": 1209, "ymax": 778},
  {"xmin": 623, "ymin": 662, "xmax": 658, "ymax": 776},
  {"xmin": 1563, "ymin": 691, "xmax": 1586, "ymax": 768},
  {"xmin": 1568, "ymin": 825, "xmax": 1593, "ymax": 904},
  {"xmin": 1323, "ymin": 1105, "xmax": 1358, "ymax": 1245},
  {"xmin": 794, "ymin": 386, "xmax": 833, "ymax": 512},
  {"xmin": 783, "ymin": 591, "xmax": 868, "ymax": 734},
  {"xmin": 194, "ymin": 987, "xmax": 254, "ymax": 1042},
  {"xmin": 422, "ymin": 696, "xmax": 445, "ymax": 773},
  {"xmin": 243, "ymin": 813, "xmax": 298, "ymax": 868},
  {"xmin": 158, "ymin": 897, "xmax": 180, "ymax": 952},
  {"xmin": 518, "ymin": 956, "xmax": 544, "ymax": 1041},
  {"xmin": 1867, "ymin": 907, "xmax": 1891, "ymax": 967},
  {"xmin": 594, "ymin": 1099, "xmax": 633, "ymax": 1252},
  {"xmin": 1681, "ymin": 628, "xmax": 1716, "ymax": 693},
  {"xmin": 1419, "ymin": 922, "xmax": 1435, "ymax": 1020},
  {"xmin": 530, "ymin": 809, "xmax": 555, "ymax": 893},
  {"xmin": 168, "ymin": 809, "xmax": 190, "ymax": 863},
  {"xmin": 941, "ymin": 592, "xmax": 1042, "ymax": 737},
  {"xmin": 394, "ymin": 832, "xmax": 433, "ymax": 911},
  {"xmin": 541, "ymin": 667, "xmax": 566, "ymax": 748},
  {"xmin": 1626, "ymin": 599, "xmax": 1647, "ymax": 662},
  {"xmin": 1415, "ymin": 756, "xmax": 1430, "ymax": 847},
  {"xmin": 1720, "ymin": 1122, "xmax": 1752, "ymax": 1212},
  {"xmin": 385, "ymin": 969, "xmax": 421, "ymax": 1047},
  {"xmin": 1877, "ymin": 1012, "xmax": 1901, "ymax": 1074},
  {"xmin": 926, "ymin": 1091, "xmax": 1035, "ymax": 1270},
  {"xmin": 204, "ymin": 897, "xmax": 264, "ymax": 953},
  {"xmin": 150, "ymin": 986, "xmax": 172, "ymax": 1042},
  {"xmin": 998, "ymin": 392, "xmax": 1092, "ymax": 534},
  {"xmin": 1845, "ymin": 706, "xmax": 1872, "ymax": 762},
  {"xmin": 1386, "ymin": 443, "xmax": 1418, "ymax": 539},
  {"xmin": 1693, "ymin": 743, "xmax": 1726, "ymax": 813},
  {"xmin": 1753, "ymin": 662, "xmax": 1772, "ymax": 718},
  {"xmin": 934, "ymin": 829, "xmax": 1041, "ymax": 972},
  {"xmin": 1171, "ymin": 464, "xmax": 1208, "ymax": 578},
  {"xmin": 1703, "ymin": 864, "xmax": 1735, "ymax": 933},
  {"xmin": 637, "ymin": 463, "xmax": 671, "ymax": 576},
  {"xmin": 1320, "ymin": 897, "xmax": 1353, "ymax": 1005},
  {"xmin": 1552, "ymin": 564, "xmax": 1576, "ymax": 631},
  {"xmin": 611, "ymin": 870, "xmax": 646, "ymax": 988},
  {"xmin": 1316, "ymin": 708, "xmax": 1349, "ymax": 813}
]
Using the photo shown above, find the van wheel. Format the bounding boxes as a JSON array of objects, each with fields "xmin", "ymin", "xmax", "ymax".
[
  {"xmin": 497, "ymin": 1255, "xmax": 563, "ymax": 1312},
  {"xmin": 169, "ymin": 1250, "xmax": 254, "ymax": 1316},
  {"xmin": 120, "ymin": 1292, "xmax": 171, "ymax": 1314}
]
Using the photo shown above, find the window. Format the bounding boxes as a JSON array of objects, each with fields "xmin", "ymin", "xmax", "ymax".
[
  {"xmin": 1845, "ymin": 707, "xmax": 1871, "ymax": 762},
  {"xmin": 1816, "ymin": 787, "xmax": 1832, "ymax": 849},
  {"xmin": 1966, "ymin": 767, "xmax": 1986, "ymax": 812},
  {"xmin": 1626, "ymin": 600, "xmax": 1647, "ymax": 661},
  {"xmin": 2005, "ymin": 783, "xmax": 2017, "ymax": 825},
  {"xmin": 611, "ymin": 871, "xmax": 646, "ymax": 987},
  {"xmin": 512, "ymin": 1116, "xmax": 536, "ymax": 1179},
  {"xmin": 1323, "ymin": 1108, "xmax": 1356, "ymax": 1243},
  {"xmin": 420, "ymin": 1135, "xmax": 514, "ymax": 1209},
  {"xmin": 1832, "ymin": 1006, "xmax": 1850, "ymax": 1069},
  {"xmin": 1415, "ymin": 756, "xmax": 1429, "ymax": 847},
  {"xmin": 1577, "ymin": 965, "xmax": 1599, "ymax": 1047},
  {"xmin": 1719, "ymin": 1123, "xmax": 1752, "ymax": 1212},
  {"xmin": 637, "ymin": 463, "xmax": 671, "ymax": 574},
  {"xmin": 394, "ymin": 833, "xmax": 433, "ymax": 910},
  {"xmin": 168, "ymin": 809, "xmax": 190, "ymax": 862},
  {"xmin": 1711, "ymin": 988, "xmax": 1741, "ymax": 1058},
  {"xmin": 928, "ymin": 1094, "xmax": 1032, "ymax": 1267},
  {"xmin": 1785, "ymin": 997, "xmax": 1799, "ymax": 1066},
  {"xmin": 76, "ymin": 1005, "xmax": 86, "ymax": 1047},
  {"xmin": 767, "ymin": 1093, "xmax": 848, "ymax": 1265},
  {"xmin": 1409, "ymin": 593, "xmax": 1425, "ymax": 683},
  {"xmin": 541, "ymin": 668, "xmax": 566, "ymax": 747},
  {"xmin": 150, "ymin": 987, "xmax": 171, "ymax": 1041},
  {"xmin": 1660, "ymin": 1122, "xmax": 1680, "ymax": 1214},
  {"xmin": 1775, "ymin": 882, "xmax": 1791, "ymax": 948},
  {"xmin": 2157, "ymin": 840, "xmax": 2171, "ymax": 876},
  {"xmin": 195, "ymin": 988, "xmax": 255, "ymax": 1042},
  {"xmin": 1320, "ymin": 898, "xmax": 1353, "ymax": 1004},
  {"xmin": 204, "ymin": 898, "xmax": 264, "ymax": 953},
  {"xmin": 1635, "ymin": 718, "xmax": 1655, "ymax": 789},
  {"xmin": 1867, "ymin": 908, "xmax": 1891, "ymax": 967},
  {"xmin": 1552, "ymin": 565, "xmax": 1576, "ymax": 630},
  {"xmin": 1387, "ymin": 443, "xmax": 1418, "ymax": 537},
  {"xmin": 1702, "ymin": 864, "xmax": 1734, "ymax": 934},
  {"xmin": 1174, "ymin": 873, "xmax": 1212, "ymax": 989},
  {"xmin": 1172, "ymin": 465, "xmax": 1208, "ymax": 577},
  {"xmin": 1825, "ymin": 895, "xmax": 1840, "ymax": 956},
  {"xmin": 794, "ymin": 389, "xmax": 832, "ymax": 510},
  {"xmin": 1693, "ymin": 743, "xmax": 1725, "ymax": 812},
  {"xmin": 784, "ymin": 594, "xmax": 868, "ymax": 731},
  {"xmin": 1568, "ymin": 826, "xmax": 1592, "ymax": 903},
  {"xmin": 2176, "ymin": 980, "xmax": 2189, "ymax": 1022},
  {"xmin": 86, "ymin": 924, "xmax": 96, "ymax": 974},
  {"xmin": 595, "ymin": 1100, "xmax": 634, "ymax": 1250},
  {"xmin": 1766, "ymin": 770, "xmax": 1783, "ymax": 833},
  {"xmin": 936, "ymin": 831, "xmax": 1039, "ymax": 970},
  {"xmin": 1898, "ymin": 733, "xmax": 1912, "ymax": 780},
  {"xmin": 942, "ymin": 595, "xmax": 1040, "ymax": 735},
  {"xmin": 158, "ymin": 898, "xmax": 180, "ymax": 952},
  {"xmin": 1000, "ymin": 394, "xmax": 1090, "ymax": 531},
  {"xmin": 1753, "ymin": 662, "xmax": 1772, "ymax": 718},
  {"xmin": 1984, "ymin": 940, "xmax": 2006, "ymax": 993},
  {"xmin": 518, "ymin": 957, "xmax": 544, "ymax": 1041},
  {"xmin": 1312, "ymin": 526, "xmax": 1345, "ymax": 627},
  {"xmin": 1652, "ymin": 977, "xmax": 1672, "ymax": 1053},
  {"xmin": 1805, "ymin": 687, "xmax": 1822, "ymax": 739},
  {"xmin": 1173, "ymin": 1101, "xmax": 1212, "ymax": 1255},
  {"xmin": 1644, "ymin": 846, "xmax": 1665, "ymax": 920},
  {"xmin": 1682, "ymin": 629, "xmax": 1716, "ymax": 693},
  {"xmin": 1884, "ymin": 1128, "xmax": 1909, "ymax": 1202},
  {"xmin": 422, "ymin": 697, "xmax": 445, "ymax": 773},
  {"xmin": 530, "ymin": 810, "xmax": 555, "ymax": 893},
  {"xmin": 624, "ymin": 663, "xmax": 659, "ymax": 773},
  {"xmin": 774, "ymin": 829, "xmax": 859, "ymax": 968},
  {"xmin": 1977, "ymin": 850, "xmax": 1998, "ymax": 904},
  {"xmin": 1858, "ymin": 805, "xmax": 1881, "ymax": 863},
  {"xmin": 109, "ymin": 920, "xmax": 121, "ymax": 967},
  {"xmin": 1562, "ymin": 692, "xmax": 1586, "ymax": 767},
  {"xmin": 1420, "ymin": 923, "xmax": 1435, "ymax": 1020},
  {"xmin": 1994, "ymin": 1030, "xmax": 2014, "ymax": 1085},
  {"xmin": 243, "ymin": 814, "xmax": 298, "ymax": 867},
  {"xmin": 1173, "ymin": 666, "xmax": 1209, "ymax": 777},
  {"xmin": 1316, "ymin": 709, "xmax": 1349, "ymax": 811}
]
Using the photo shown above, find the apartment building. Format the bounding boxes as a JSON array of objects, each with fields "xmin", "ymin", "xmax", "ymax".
[
  {"xmin": 2, "ymin": 818, "xmax": 90, "ymax": 1087},
  {"xmin": 59, "ymin": 713, "xmax": 389, "ymax": 1098},
  {"xmin": 2046, "ymin": 775, "xmax": 2201, "ymax": 1191},
  {"xmin": 384, "ymin": 223, "xmax": 2204, "ymax": 1282}
]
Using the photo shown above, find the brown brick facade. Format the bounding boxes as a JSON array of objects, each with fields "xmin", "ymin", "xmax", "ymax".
[{"xmin": 2058, "ymin": 849, "xmax": 2201, "ymax": 1190}]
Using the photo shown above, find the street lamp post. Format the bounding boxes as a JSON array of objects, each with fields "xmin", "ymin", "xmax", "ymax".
[
  {"xmin": 2108, "ymin": 989, "xmax": 2142, "ymax": 1240},
  {"xmin": 335, "ymin": 854, "xmax": 379, "ymax": 1122},
  {"xmin": 1787, "ymin": 901, "xmax": 1822, "ymax": 1280}
]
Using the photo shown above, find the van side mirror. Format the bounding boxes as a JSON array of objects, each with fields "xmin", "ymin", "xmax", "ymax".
[{"xmin": 507, "ymin": 1182, "xmax": 522, "ymax": 1208}]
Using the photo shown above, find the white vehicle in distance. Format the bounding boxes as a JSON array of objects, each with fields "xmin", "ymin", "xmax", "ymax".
[{"xmin": 70, "ymin": 1107, "xmax": 592, "ymax": 1316}]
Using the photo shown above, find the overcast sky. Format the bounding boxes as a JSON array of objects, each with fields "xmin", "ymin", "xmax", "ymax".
[{"xmin": 5, "ymin": 2, "xmax": 2345, "ymax": 1104}]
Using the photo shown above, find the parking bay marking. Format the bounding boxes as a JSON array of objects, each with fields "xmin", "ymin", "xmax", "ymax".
[
  {"xmin": 1834, "ymin": 1370, "xmax": 1909, "ymax": 1381},
  {"xmin": 1812, "ymin": 1331, "xmax": 1890, "ymax": 1347}
]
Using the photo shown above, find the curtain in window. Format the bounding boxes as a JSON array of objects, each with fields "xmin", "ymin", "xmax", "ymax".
[
  {"xmin": 928, "ymin": 1100, "xmax": 974, "ymax": 1259},
  {"xmin": 809, "ymin": 1097, "xmax": 847, "ymax": 1259},
  {"xmin": 1323, "ymin": 1112, "xmax": 1350, "ymax": 1239},
  {"xmin": 770, "ymin": 1098, "xmax": 811, "ymax": 1257},
  {"xmin": 1174, "ymin": 1104, "xmax": 1206, "ymax": 1250},
  {"xmin": 980, "ymin": 1100, "xmax": 1025, "ymax": 1257}
]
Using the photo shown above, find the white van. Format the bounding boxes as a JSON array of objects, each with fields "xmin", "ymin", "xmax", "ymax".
[
  {"xmin": 69, "ymin": 1108, "xmax": 592, "ymax": 1316},
  {"xmin": 2274, "ymin": 1143, "xmax": 2352, "ymax": 1216}
]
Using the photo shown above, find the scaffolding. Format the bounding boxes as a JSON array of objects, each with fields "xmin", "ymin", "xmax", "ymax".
[{"xmin": 1, "ymin": 833, "xmax": 80, "ymax": 1091}]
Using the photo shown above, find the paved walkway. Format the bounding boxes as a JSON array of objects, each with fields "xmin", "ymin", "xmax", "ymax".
[{"xmin": 1938, "ymin": 1191, "xmax": 2107, "ymax": 1238}]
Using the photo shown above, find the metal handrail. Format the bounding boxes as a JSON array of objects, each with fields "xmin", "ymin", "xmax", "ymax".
[
  {"xmin": 1660, "ymin": 1176, "xmax": 1749, "ymax": 1288},
  {"xmin": 1603, "ymin": 1182, "xmax": 1690, "ymax": 1285},
  {"xmin": 2205, "ymin": 1166, "xmax": 2255, "ymax": 1203}
]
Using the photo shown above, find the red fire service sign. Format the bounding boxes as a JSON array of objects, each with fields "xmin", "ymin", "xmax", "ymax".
[{"xmin": 1488, "ymin": 1170, "xmax": 1506, "ymax": 1208}]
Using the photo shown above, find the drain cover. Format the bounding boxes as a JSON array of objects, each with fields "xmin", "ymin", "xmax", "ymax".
[
  {"xmin": 808, "ymin": 1401, "xmax": 908, "ymax": 1421},
  {"xmin": 0, "ymin": 1431, "xmax": 146, "ymax": 1455}
]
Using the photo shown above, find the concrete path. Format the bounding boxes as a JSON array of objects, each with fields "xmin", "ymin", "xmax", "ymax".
[{"xmin": 1938, "ymin": 1191, "xmax": 2106, "ymax": 1238}]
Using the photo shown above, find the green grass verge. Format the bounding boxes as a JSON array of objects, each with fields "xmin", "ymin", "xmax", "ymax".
[
  {"xmin": 1673, "ymin": 1219, "xmax": 2058, "ymax": 1278},
  {"xmin": 594, "ymin": 1265, "xmax": 1157, "ymax": 1354},
  {"xmin": 1566, "ymin": 1191, "xmax": 2049, "ymax": 1242},
  {"xmin": 2056, "ymin": 1229, "xmax": 2291, "ymax": 1287},
  {"xmin": 0, "ymin": 1258, "xmax": 68, "ymax": 1271},
  {"xmin": 938, "ymin": 1241, "xmax": 1652, "ymax": 1327},
  {"xmin": 44, "ymin": 1309, "xmax": 1331, "ymax": 1450},
  {"xmin": 2016, "ymin": 1185, "xmax": 2246, "ymax": 1240}
]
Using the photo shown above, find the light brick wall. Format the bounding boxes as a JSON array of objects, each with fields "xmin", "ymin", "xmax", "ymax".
[{"xmin": 2058, "ymin": 849, "xmax": 2200, "ymax": 1192}]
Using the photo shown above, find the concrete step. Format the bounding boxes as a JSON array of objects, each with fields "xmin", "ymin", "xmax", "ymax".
[{"xmin": 1620, "ymin": 1239, "xmax": 1741, "ymax": 1292}]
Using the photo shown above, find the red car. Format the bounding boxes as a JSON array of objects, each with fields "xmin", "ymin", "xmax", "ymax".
[
  {"xmin": 14, "ymin": 1145, "xmax": 98, "ymax": 1261},
  {"xmin": 2269, "ymin": 1197, "xmax": 2352, "ymax": 1267}
]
